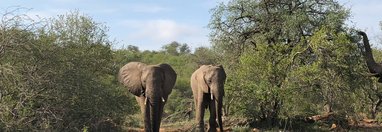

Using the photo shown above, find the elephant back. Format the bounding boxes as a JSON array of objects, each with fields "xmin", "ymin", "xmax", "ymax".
[
  {"xmin": 157, "ymin": 63, "xmax": 177, "ymax": 97},
  {"xmin": 118, "ymin": 62, "xmax": 147, "ymax": 96}
]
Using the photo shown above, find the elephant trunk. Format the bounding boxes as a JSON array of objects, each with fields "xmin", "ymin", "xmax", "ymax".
[
  {"xmin": 150, "ymin": 97, "xmax": 162, "ymax": 132},
  {"xmin": 212, "ymin": 85, "xmax": 224, "ymax": 132},
  {"xmin": 358, "ymin": 31, "xmax": 382, "ymax": 74},
  {"xmin": 215, "ymin": 97, "xmax": 223, "ymax": 131},
  {"xmin": 146, "ymin": 85, "xmax": 164, "ymax": 132},
  {"xmin": 144, "ymin": 70, "xmax": 165, "ymax": 132}
]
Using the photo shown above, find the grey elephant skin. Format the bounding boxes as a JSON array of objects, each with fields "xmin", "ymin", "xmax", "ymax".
[
  {"xmin": 358, "ymin": 31, "xmax": 382, "ymax": 82},
  {"xmin": 118, "ymin": 62, "xmax": 177, "ymax": 132},
  {"xmin": 191, "ymin": 65, "xmax": 226, "ymax": 132}
]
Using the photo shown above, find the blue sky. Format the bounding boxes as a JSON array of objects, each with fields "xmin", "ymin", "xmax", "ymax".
[{"xmin": 0, "ymin": 0, "xmax": 381, "ymax": 50}]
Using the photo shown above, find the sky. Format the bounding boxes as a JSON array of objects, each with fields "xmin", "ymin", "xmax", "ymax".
[{"xmin": 0, "ymin": 0, "xmax": 381, "ymax": 50}]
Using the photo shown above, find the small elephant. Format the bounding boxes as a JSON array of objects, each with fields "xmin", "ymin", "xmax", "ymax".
[
  {"xmin": 191, "ymin": 65, "xmax": 226, "ymax": 132},
  {"xmin": 118, "ymin": 62, "xmax": 177, "ymax": 132}
]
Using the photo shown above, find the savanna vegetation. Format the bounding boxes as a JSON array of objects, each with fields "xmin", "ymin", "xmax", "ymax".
[{"xmin": 1, "ymin": 0, "xmax": 382, "ymax": 131}]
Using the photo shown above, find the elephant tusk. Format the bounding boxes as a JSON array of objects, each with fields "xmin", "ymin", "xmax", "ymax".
[
  {"xmin": 162, "ymin": 97, "xmax": 165, "ymax": 102},
  {"xmin": 144, "ymin": 97, "xmax": 148, "ymax": 105},
  {"xmin": 211, "ymin": 94, "xmax": 213, "ymax": 100}
]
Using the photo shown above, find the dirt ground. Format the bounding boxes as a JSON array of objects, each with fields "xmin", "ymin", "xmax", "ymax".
[
  {"xmin": 124, "ymin": 121, "xmax": 382, "ymax": 132},
  {"xmin": 125, "ymin": 125, "xmax": 382, "ymax": 132},
  {"xmin": 125, "ymin": 126, "xmax": 237, "ymax": 132},
  {"xmin": 124, "ymin": 115, "xmax": 382, "ymax": 132}
]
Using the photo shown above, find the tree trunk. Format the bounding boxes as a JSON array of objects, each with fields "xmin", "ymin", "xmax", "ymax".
[
  {"xmin": 371, "ymin": 95, "xmax": 382, "ymax": 119},
  {"xmin": 223, "ymin": 98, "xmax": 234, "ymax": 116}
]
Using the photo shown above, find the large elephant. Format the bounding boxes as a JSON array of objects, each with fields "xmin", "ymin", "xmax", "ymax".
[
  {"xmin": 358, "ymin": 31, "xmax": 382, "ymax": 82},
  {"xmin": 118, "ymin": 62, "xmax": 177, "ymax": 132},
  {"xmin": 191, "ymin": 65, "xmax": 226, "ymax": 132}
]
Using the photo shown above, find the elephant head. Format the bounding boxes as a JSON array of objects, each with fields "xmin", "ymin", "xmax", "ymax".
[
  {"xmin": 118, "ymin": 62, "xmax": 177, "ymax": 132},
  {"xmin": 191, "ymin": 65, "xmax": 226, "ymax": 132},
  {"xmin": 358, "ymin": 31, "xmax": 382, "ymax": 82}
]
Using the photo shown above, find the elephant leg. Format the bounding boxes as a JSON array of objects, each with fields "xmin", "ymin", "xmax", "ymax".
[
  {"xmin": 196, "ymin": 94, "xmax": 206, "ymax": 132},
  {"xmin": 192, "ymin": 88, "xmax": 198, "ymax": 115},
  {"xmin": 208, "ymin": 99, "xmax": 217, "ymax": 132},
  {"xmin": 135, "ymin": 96, "xmax": 151, "ymax": 131},
  {"xmin": 135, "ymin": 96, "xmax": 145, "ymax": 116}
]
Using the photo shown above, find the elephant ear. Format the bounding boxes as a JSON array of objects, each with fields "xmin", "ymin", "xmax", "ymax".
[
  {"xmin": 157, "ymin": 63, "xmax": 177, "ymax": 97},
  {"xmin": 197, "ymin": 65, "xmax": 210, "ymax": 93},
  {"xmin": 118, "ymin": 62, "xmax": 147, "ymax": 96}
]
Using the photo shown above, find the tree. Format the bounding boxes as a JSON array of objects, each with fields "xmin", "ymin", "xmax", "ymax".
[
  {"xmin": 127, "ymin": 45, "xmax": 140, "ymax": 52},
  {"xmin": 179, "ymin": 44, "xmax": 191, "ymax": 54},
  {"xmin": 42, "ymin": 11, "xmax": 134, "ymax": 131},
  {"xmin": 209, "ymin": 0, "xmax": 349, "ymax": 66},
  {"xmin": 161, "ymin": 41, "xmax": 192, "ymax": 56},
  {"xmin": 283, "ymin": 28, "xmax": 366, "ymax": 118},
  {"xmin": 162, "ymin": 41, "xmax": 181, "ymax": 56},
  {"xmin": 209, "ymin": 0, "xmax": 352, "ymax": 125},
  {"xmin": 193, "ymin": 47, "xmax": 218, "ymax": 65},
  {"xmin": 0, "ymin": 10, "xmax": 134, "ymax": 131}
]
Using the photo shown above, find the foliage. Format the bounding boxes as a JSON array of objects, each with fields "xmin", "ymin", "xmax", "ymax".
[
  {"xmin": 208, "ymin": 0, "xmax": 376, "ymax": 129},
  {"xmin": 0, "ymin": 10, "xmax": 134, "ymax": 131},
  {"xmin": 3, "ymin": 0, "xmax": 382, "ymax": 131},
  {"xmin": 283, "ymin": 27, "xmax": 367, "ymax": 118}
]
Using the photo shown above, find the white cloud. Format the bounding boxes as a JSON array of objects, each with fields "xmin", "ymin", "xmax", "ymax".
[
  {"xmin": 115, "ymin": 19, "xmax": 210, "ymax": 50},
  {"xmin": 51, "ymin": 0, "xmax": 74, "ymax": 2},
  {"xmin": 122, "ymin": 19, "xmax": 201, "ymax": 41},
  {"xmin": 129, "ymin": 4, "xmax": 168, "ymax": 13},
  {"xmin": 88, "ymin": 8, "xmax": 119, "ymax": 14}
]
